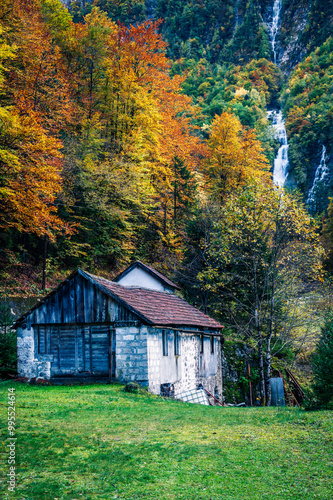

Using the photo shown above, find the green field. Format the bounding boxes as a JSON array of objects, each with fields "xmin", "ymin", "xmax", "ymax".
[{"xmin": 0, "ymin": 381, "xmax": 332, "ymax": 500}]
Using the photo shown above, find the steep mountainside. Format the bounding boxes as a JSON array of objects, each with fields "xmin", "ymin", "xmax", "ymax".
[
  {"xmin": 282, "ymin": 37, "xmax": 333, "ymax": 212},
  {"xmin": 67, "ymin": 0, "xmax": 332, "ymax": 71},
  {"xmin": 277, "ymin": 0, "xmax": 333, "ymax": 73}
]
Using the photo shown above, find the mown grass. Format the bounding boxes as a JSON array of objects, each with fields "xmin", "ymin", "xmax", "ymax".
[{"xmin": 0, "ymin": 381, "xmax": 332, "ymax": 500}]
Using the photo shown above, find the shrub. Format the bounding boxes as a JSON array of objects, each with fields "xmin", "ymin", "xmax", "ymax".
[{"xmin": 0, "ymin": 296, "xmax": 16, "ymax": 378}]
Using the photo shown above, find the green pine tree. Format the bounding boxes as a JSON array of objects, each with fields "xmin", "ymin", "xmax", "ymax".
[{"xmin": 311, "ymin": 315, "xmax": 333, "ymax": 409}]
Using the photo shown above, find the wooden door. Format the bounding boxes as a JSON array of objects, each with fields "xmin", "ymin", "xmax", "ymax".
[
  {"xmin": 58, "ymin": 326, "xmax": 77, "ymax": 373},
  {"xmin": 90, "ymin": 325, "xmax": 110, "ymax": 375}
]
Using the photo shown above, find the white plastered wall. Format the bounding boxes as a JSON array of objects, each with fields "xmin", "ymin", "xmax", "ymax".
[
  {"xmin": 147, "ymin": 328, "xmax": 222, "ymax": 398},
  {"xmin": 116, "ymin": 267, "xmax": 172, "ymax": 292}
]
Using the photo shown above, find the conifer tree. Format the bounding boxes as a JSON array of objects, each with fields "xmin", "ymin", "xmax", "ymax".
[{"xmin": 311, "ymin": 315, "xmax": 333, "ymax": 409}]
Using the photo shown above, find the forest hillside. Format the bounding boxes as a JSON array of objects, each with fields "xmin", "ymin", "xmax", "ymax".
[{"xmin": 1, "ymin": 0, "xmax": 333, "ymax": 400}]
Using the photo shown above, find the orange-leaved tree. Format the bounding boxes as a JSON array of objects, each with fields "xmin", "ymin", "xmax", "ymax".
[{"xmin": 0, "ymin": 1, "xmax": 73, "ymax": 239}]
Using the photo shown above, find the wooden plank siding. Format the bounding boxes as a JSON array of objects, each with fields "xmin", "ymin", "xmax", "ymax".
[
  {"xmin": 29, "ymin": 274, "xmax": 139, "ymax": 327},
  {"xmin": 34, "ymin": 324, "xmax": 116, "ymax": 377},
  {"xmin": 27, "ymin": 274, "xmax": 137, "ymax": 377},
  {"xmin": 90, "ymin": 325, "xmax": 109, "ymax": 374}
]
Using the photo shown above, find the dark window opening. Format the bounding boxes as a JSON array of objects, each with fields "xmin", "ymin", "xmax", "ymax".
[
  {"xmin": 37, "ymin": 326, "xmax": 50, "ymax": 355},
  {"xmin": 210, "ymin": 336, "xmax": 214, "ymax": 354},
  {"xmin": 162, "ymin": 330, "xmax": 168, "ymax": 356},
  {"xmin": 200, "ymin": 335, "xmax": 204, "ymax": 354},
  {"xmin": 174, "ymin": 331, "xmax": 180, "ymax": 356}
]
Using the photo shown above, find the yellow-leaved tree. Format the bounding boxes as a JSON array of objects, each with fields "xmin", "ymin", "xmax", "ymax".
[
  {"xmin": 206, "ymin": 112, "xmax": 270, "ymax": 201},
  {"xmin": 200, "ymin": 181, "xmax": 325, "ymax": 405}
]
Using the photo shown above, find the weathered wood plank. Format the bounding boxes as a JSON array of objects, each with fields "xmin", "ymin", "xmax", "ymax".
[
  {"xmin": 50, "ymin": 326, "xmax": 60, "ymax": 368},
  {"xmin": 75, "ymin": 274, "xmax": 85, "ymax": 323}
]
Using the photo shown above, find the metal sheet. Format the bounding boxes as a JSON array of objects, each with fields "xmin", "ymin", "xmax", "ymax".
[{"xmin": 270, "ymin": 377, "xmax": 286, "ymax": 406}]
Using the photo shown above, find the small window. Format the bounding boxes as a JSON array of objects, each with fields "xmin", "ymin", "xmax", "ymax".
[
  {"xmin": 174, "ymin": 331, "xmax": 180, "ymax": 356},
  {"xmin": 200, "ymin": 335, "xmax": 204, "ymax": 354},
  {"xmin": 162, "ymin": 330, "xmax": 168, "ymax": 356},
  {"xmin": 210, "ymin": 336, "xmax": 214, "ymax": 354},
  {"xmin": 37, "ymin": 326, "xmax": 50, "ymax": 355}
]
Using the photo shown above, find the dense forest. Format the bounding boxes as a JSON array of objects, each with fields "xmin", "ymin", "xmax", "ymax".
[{"xmin": 1, "ymin": 0, "xmax": 333, "ymax": 403}]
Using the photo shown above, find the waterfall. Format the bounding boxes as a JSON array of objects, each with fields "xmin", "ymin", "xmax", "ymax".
[
  {"xmin": 306, "ymin": 145, "xmax": 330, "ymax": 210},
  {"xmin": 233, "ymin": 0, "xmax": 240, "ymax": 33},
  {"xmin": 269, "ymin": 0, "xmax": 282, "ymax": 64},
  {"xmin": 267, "ymin": 110, "xmax": 289, "ymax": 187},
  {"xmin": 266, "ymin": 1, "xmax": 289, "ymax": 188}
]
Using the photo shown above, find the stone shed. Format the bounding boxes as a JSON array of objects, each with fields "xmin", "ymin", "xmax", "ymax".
[{"xmin": 14, "ymin": 261, "xmax": 223, "ymax": 398}]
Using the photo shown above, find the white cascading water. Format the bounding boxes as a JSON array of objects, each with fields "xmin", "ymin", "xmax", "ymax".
[
  {"xmin": 269, "ymin": 0, "xmax": 282, "ymax": 64},
  {"xmin": 267, "ymin": 110, "xmax": 289, "ymax": 187},
  {"xmin": 234, "ymin": 0, "xmax": 240, "ymax": 33},
  {"xmin": 306, "ymin": 145, "xmax": 330, "ymax": 209},
  {"xmin": 267, "ymin": 0, "xmax": 289, "ymax": 187}
]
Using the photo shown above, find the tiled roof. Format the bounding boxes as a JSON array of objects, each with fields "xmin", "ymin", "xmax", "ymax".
[
  {"xmin": 114, "ymin": 260, "xmax": 180, "ymax": 290},
  {"xmin": 84, "ymin": 271, "xmax": 222, "ymax": 329}
]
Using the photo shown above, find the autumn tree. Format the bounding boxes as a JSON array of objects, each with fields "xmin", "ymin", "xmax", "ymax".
[
  {"xmin": 322, "ymin": 198, "xmax": 333, "ymax": 272},
  {"xmin": 206, "ymin": 112, "xmax": 269, "ymax": 201},
  {"xmin": 30, "ymin": 7, "xmax": 205, "ymax": 268},
  {"xmin": 73, "ymin": 15, "xmax": 204, "ymax": 265},
  {"xmin": 200, "ymin": 181, "xmax": 324, "ymax": 405},
  {"xmin": 0, "ymin": 3, "xmax": 71, "ymax": 240}
]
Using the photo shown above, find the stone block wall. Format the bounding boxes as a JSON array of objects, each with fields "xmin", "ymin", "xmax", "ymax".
[
  {"xmin": 17, "ymin": 320, "xmax": 222, "ymax": 400},
  {"xmin": 147, "ymin": 328, "xmax": 186, "ymax": 394},
  {"xmin": 17, "ymin": 325, "xmax": 51, "ymax": 379},
  {"xmin": 115, "ymin": 326, "xmax": 149, "ymax": 385},
  {"xmin": 17, "ymin": 325, "xmax": 37, "ymax": 379},
  {"xmin": 147, "ymin": 329, "xmax": 161, "ymax": 394},
  {"xmin": 174, "ymin": 333, "xmax": 198, "ymax": 395}
]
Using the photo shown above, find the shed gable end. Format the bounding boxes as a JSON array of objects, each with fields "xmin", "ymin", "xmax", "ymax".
[
  {"xmin": 116, "ymin": 266, "xmax": 169, "ymax": 292},
  {"xmin": 114, "ymin": 261, "xmax": 180, "ymax": 292},
  {"xmin": 22, "ymin": 273, "xmax": 140, "ymax": 328}
]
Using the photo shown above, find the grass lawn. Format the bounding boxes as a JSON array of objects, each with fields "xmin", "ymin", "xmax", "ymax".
[{"xmin": 0, "ymin": 381, "xmax": 332, "ymax": 500}]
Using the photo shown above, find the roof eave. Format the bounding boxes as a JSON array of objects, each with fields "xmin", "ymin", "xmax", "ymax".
[{"xmin": 152, "ymin": 323, "xmax": 223, "ymax": 330}]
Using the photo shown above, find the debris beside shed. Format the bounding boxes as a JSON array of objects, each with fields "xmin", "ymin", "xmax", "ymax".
[{"xmin": 175, "ymin": 388, "xmax": 210, "ymax": 406}]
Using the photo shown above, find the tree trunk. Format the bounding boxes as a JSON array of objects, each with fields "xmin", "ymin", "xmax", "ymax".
[
  {"xmin": 266, "ymin": 267, "xmax": 276, "ymax": 406},
  {"xmin": 265, "ymin": 302, "xmax": 274, "ymax": 406},
  {"xmin": 248, "ymin": 363, "xmax": 253, "ymax": 407},
  {"xmin": 257, "ymin": 328, "xmax": 266, "ymax": 406},
  {"xmin": 265, "ymin": 338, "xmax": 272, "ymax": 406},
  {"xmin": 88, "ymin": 64, "xmax": 93, "ymax": 120},
  {"xmin": 254, "ymin": 251, "xmax": 265, "ymax": 406},
  {"xmin": 255, "ymin": 308, "xmax": 266, "ymax": 405},
  {"xmin": 163, "ymin": 202, "xmax": 167, "ymax": 235},
  {"xmin": 42, "ymin": 235, "xmax": 48, "ymax": 291}
]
